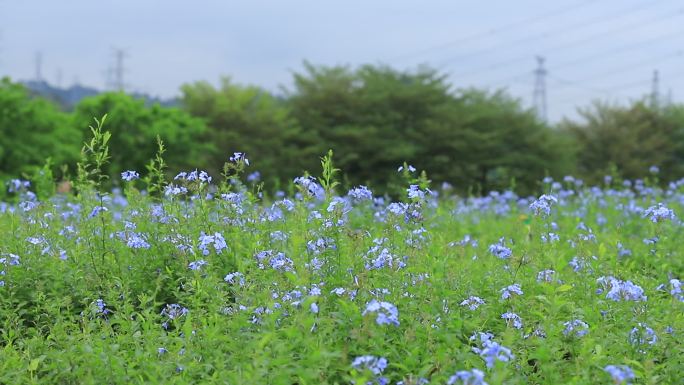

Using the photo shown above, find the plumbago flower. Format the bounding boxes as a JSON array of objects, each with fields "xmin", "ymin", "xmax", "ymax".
[
  {"xmin": 351, "ymin": 355, "xmax": 388, "ymax": 384},
  {"xmin": 160, "ymin": 304, "xmax": 188, "ymax": 329},
  {"xmin": 229, "ymin": 152, "xmax": 249, "ymax": 166},
  {"xmin": 488, "ymin": 237, "xmax": 512, "ymax": 259},
  {"xmin": 643, "ymin": 203, "xmax": 675, "ymax": 223},
  {"xmin": 501, "ymin": 312, "xmax": 523, "ymax": 329},
  {"xmin": 469, "ymin": 332, "xmax": 515, "ymax": 368},
  {"xmin": 629, "ymin": 323, "xmax": 657, "ymax": 347},
  {"xmin": 363, "ymin": 299, "xmax": 400, "ymax": 326},
  {"xmin": 596, "ymin": 276, "xmax": 647, "ymax": 302},
  {"xmin": 120, "ymin": 170, "xmax": 139, "ymax": 181},
  {"xmin": 198, "ymin": 232, "xmax": 228, "ymax": 255},
  {"xmin": 604, "ymin": 365, "xmax": 635, "ymax": 385},
  {"xmin": 562, "ymin": 319, "xmax": 589, "ymax": 338},
  {"xmin": 447, "ymin": 369, "xmax": 488, "ymax": 385},
  {"xmin": 188, "ymin": 259, "xmax": 208, "ymax": 271},
  {"xmin": 529, "ymin": 194, "xmax": 558, "ymax": 216},
  {"xmin": 347, "ymin": 185, "xmax": 373, "ymax": 202},
  {"xmin": 536, "ymin": 269, "xmax": 557, "ymax": 283},
  {"xmin": 670, "ymin": 279, "xmax": 684, "ymax": 301},
  {"xmin": 500, "ymin": 284, "xmax": 523, "ymax": 300},
  {"xmin": 460, "ymin": 296, "xmax": 486, "ymax": 310},
  {"xmin": 223, "ymin": 272, "xmax": 245, "ymax": 286}
]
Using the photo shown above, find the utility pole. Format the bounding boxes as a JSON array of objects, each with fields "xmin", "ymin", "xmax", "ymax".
[
  {"xmin": 532, "ymin": 56, "xmax": 547, "ymax": 122},
  {"xmin": 650, "ymin": 69, "xmax": 660, "ymax": 109},
  {"xmin": 108, "ymin": 48, "xmax": 128, "ymax": 91},
  {"xmin": 35, "ymin": 51, "xmax": 43, "ymax": 82}
]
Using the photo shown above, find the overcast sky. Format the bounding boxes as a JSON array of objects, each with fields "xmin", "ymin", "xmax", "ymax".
[{"xmin": 0, "ymin": 0, "xmax": 682, "ymax": 121}]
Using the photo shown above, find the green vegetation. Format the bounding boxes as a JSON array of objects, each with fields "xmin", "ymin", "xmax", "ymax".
[
  {"xmin": 1, "ymin": 60, "xmax": 684, "ymax": 194},
  {"xmin": 0, "ymin": 130, "xmax": 681, "ymax": 383}
]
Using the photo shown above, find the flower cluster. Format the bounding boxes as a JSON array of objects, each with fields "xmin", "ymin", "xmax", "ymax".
[
  {"xmin": 529, "ymin": 194, "xmax": 558, "ymax": 216},
  {"xmin": 363, "ymin": 300, "xmax": 400, "ymax": 326},
  {"xmin": 596, "ymin": 276, "xmax": 647, "ymax": 302}
]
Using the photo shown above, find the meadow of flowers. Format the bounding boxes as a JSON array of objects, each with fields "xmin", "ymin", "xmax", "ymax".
[{"xmin": 0, "ymin": 144, "xmax": 682, "ymax": 384}]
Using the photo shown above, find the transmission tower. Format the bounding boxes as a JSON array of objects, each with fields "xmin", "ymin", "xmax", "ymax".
[
  {"xmin": 650, "ymin": 69, "xmax": 660, "ymax": 109},
  {"xmin": 532, "ymin": 56, "xmax": 547, "ymax": 122},
  {"xmin": 108, "ymin": 48, "xmax": 128, "ymax": 91}
]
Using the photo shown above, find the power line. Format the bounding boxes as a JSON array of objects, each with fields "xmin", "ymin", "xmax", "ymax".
[
  {"xmin": 448, "ymin": 4, "xmax": 682, "ymax": 82},
  {"xmin": 549, "ymin": 50, "xmax": 682, "ymax": 95},
  {"xmin": 388, "ymin": 0, "xmax": 599, "ymax": 63},
  {"xmin": 487, "ymin": 23, "xmax": 684, "ymax": 89},
  {"xmin": 438, "ymin": 0, "xmax": 667, "ymax": 74}
]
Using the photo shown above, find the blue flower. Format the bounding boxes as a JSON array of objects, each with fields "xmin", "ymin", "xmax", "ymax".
[
  {"xmin": 347, "ymin": 185, "xmax": 373, "ymax": 201},
  {"xmin": 500, "ymin": 284, "xmax": 523, "ymax": 300},
  {"xmin": 471, "ymin": 336, "xmax": 514, "ymax": 368},
  {"xmin": 597, "ymin": 276, "xmax": 647, "ymax": 302},
  {"xmin": 488, "ymin": 238, "xmax": 512, "ymax": 259},
  {"xmin": 629, "ymin": 323, "xmax": 657, "ymax": 346},
  {"xmin": 88, "ymin": 206, "xmax": 108, "ymax": 218},
  {"xmin": 351, "ymin": 355, "xmax": 388, "ymax": 375},
  {"xmin": 363, "ymin": 299, "xmax": 400, "ymax": 326},
  {"xmin": 670, "ymin": 279, "xmax": 684, "ymax": 301},
  {"xmin": 529, "ymin": 194, "xmax": 558, "ymax": 216},
  {"xmin": 604, "ymin": 365, "xmax": 635, "ymax": 384},
  {"xmin": 643, "ymin": 203, "xmax": 675, "ymax": 223},
  {"xmin": 562, "ymin": 319, "xmax": 589, "ymax": 338},
  {"xmin": 247, "ymin": 171, "xmax": 261, "ymax": 182},
  {"xmin": 198, "ymin": 232, "xmax": 228, "ymax": 255},
  {"xmin": 188, "ymin": 259, "xmax": 208, "ymax": 271},
  {"xmin": 224, "ymin": 272, "xmax": 245, "ymax": 286},
  {"xmin": 536, "ymin": 269, "xmax": 556, "ymax": 283},
  {"xmin": 501, "ymin": 312, "xmax": 523, "ymax": 329},
  {"xmin": 121, "ymin": 170, "xmax": 140, "ymax": 181},
  {"xmin": 447, "ymin": 369, "xmax": 487, "ymax": 385},
  {"xmin": 229, "ymin": 152, "xmax": 249, "ymax": 166},
  {"xmin": 460, "ymin": 296, "xmax": 485, "ymax": 310}
]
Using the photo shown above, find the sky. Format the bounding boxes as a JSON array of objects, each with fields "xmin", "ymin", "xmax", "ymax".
[{"xmin": 0, "ymin": 0, "xmax": 682, "ymax": 122}]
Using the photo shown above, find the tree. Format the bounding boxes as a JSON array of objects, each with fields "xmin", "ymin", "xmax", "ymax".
[
  {"xmin": 181, "ymin": 78, "xmax": 308, "ymax": 185},
  {"xmin": 0, "ymin": 78, "xmax": 80, "ymax": 179},
  {"xmin": 418, "ymin": 89, "xmax": 571, "ymax": 194},
  {"xmin": 72, "ymin": 92, "xmax": 210, "ymax": 180},
  {"xmin": 288, "ymin": 63, "xmax": 451, "ymax": 190},
  {"xmin": 560, "ymin": 101, "xmax": 684, "ymax": 183},
  {"xmin": 288, "ymin": 63, "xmax": 568, "ymax": 194}
]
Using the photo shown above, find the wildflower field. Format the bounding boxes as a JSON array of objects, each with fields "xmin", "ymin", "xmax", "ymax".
[{"xmin": 0, "ymin": 130, "xmax": 683, "ymax": 384}]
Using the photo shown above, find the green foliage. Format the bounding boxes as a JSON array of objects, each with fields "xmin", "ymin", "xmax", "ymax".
[
  {"xmin": 0, "ymin": 77, "xmax": 80, "ymax": 179},
  {"xmin": 0, "ymin": 165, "xmax": 682, "ymax": 383},
  {"xmin": 76, "ymin": 115, "xmax": 111, "ymax": 191},
  {"xmin": 319, "ymin": 149, "xmax": 340, "ymax": 197},
  {"xmin": 72, "ymin": 92, "xmax": 210, "ymax": 181},
  {"xmin": 181, "ymin": 78, "xmax": 309, "ymax": 186},
  {"xmin": 418, "ymin": 89, "xmax": 571, "ymax": 194},
  {"xmin": 144, "ymin": 136, "xmax": 169, "ymax": 197},
  {"xmin": 288, "ymin": 64, "xmax": 567, "ymax": 195},
  {"xmin": 560, "ymin": 100, "xmax": 684, "ymax": 184}
]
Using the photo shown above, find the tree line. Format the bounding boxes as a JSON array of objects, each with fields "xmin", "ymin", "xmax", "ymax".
[{"xmin": 0, "ymin": 63, "xmax": 681, "ymax": 196}]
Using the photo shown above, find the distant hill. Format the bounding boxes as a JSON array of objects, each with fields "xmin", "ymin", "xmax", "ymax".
[{"xmin": 21, "ymin": 80, "xmax": 178, "ymax": 110}]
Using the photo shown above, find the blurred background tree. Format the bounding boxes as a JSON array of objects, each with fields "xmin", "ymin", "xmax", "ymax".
[
  {"xmin": 181, "ymin": 78, "xmax": 309, "ymax": 187},
  {"xmin": 72, "ymin": 92, "xmax": 211, "ymax": 181},
  {"xmin": 3, "ymin": 62, "xmax": 684, "ymax": 196},
  {"xmin": 0, "ymin": 78, "xmax": 79, "ymax": 178},
  {"xmin": 560, "ymin": 100, "xmax": 684, "ymax": 184}
]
